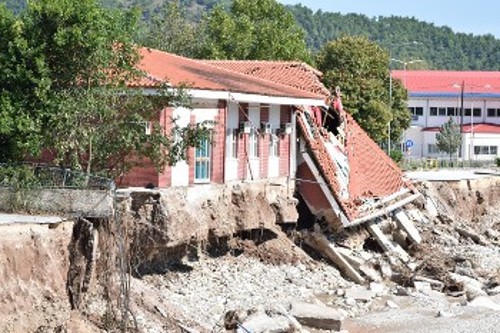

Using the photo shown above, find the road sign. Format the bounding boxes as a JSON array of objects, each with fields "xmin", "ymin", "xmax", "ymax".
[{"xmin": 405, "ymin": 139, "xmax": 414, "ymax": 148}]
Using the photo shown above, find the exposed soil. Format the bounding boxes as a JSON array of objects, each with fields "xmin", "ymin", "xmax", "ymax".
[{"xmin": 0, "ymin": 176, "xmax": 499, "ymax": 332}]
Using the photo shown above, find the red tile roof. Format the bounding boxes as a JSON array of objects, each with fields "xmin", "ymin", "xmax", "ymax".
[
  {"xmin": 423, "ymin": 122, "xmax": 500, "ymax": 134},
  {"xmin": 135, "ymin": 48, "xmax": 325, "ymax": 100},
  {"xmin": 297, "ymin": 107, "xmax": 410, "ymax": 221},
  {"xmin": 344, "ymin": 113, "xmax": 408, "ymax": 204},
  {"xmin": 392, "ymin": 70, "xmax": 500, "ymax": 94},
  {"xmin": 205, "ymin": 60, "xmax": 331, "ymax": 97}
]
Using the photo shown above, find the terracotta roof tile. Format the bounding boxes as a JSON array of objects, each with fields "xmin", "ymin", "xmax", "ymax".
[
  {"xmin": 344, "ymin": 113, "xmax": 407, "ymax": 204},
  {"xmin": 423, "ymin": 122, "xmax": 500, "ymax": 134},
  {"xmin": 392, "ymin": 70, "xmax": 500, "ymax": 94},
  {"xmin": 135, "ymin": 48, "xmax": 324, "ymax": 100},
  {"xmin": 205, "ymin": 60, "xmax": 331, "ymax": 97}
]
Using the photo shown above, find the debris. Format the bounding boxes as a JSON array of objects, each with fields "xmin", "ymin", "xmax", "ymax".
[
  {"xmin": 386, "ymin": 300, "xmax": 399, "ymax": 309},
  {"xmin": 344, "ymin": 286, "xmax": 375, "ymax": 302},
  {"xmin": 290, "ymin": 301, "xmax": 345, "ymax": 331},
  {"xmin": 467, "ymin": 296, "xmax": 500, "ymax": 311},
  {"xmin": 394, "ymin": 209, "xmax": 422, "ymax": 244},
  {"xmin": 303, "ymin": 232, "xmax": 364, "ymax": 284}
]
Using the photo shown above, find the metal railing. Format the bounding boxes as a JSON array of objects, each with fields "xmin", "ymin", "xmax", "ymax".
[
  {"xmin": 401, "ymin": 158, "xmax": 497, "ymax": 171},
  {"xmin": 0, "ymin": 163, "xmax": 115, "ymax": 190}
]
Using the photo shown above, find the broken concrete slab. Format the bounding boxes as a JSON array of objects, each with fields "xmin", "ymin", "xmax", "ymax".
[
  {"xmin": 366, "ymin": 221, "xmax": 411, "ymax": 263},
  {"xmin": 359, "ymin": 264, "xmax": 383, "ymax": 282},
  {"xmin": 304, "ymin": 232, "xmax": 364, "ymax": 284},
  {"xmin": 236, "ymin": 312, "xmax": 292, "ymax": 333},
  {"xmin": 344, "ymin": 286, "xmax": 376, "ymax": 302},
  {"xmin": 369, "ymin": 282, "xmax": 386, "ymax": 296},
  {"xmin": 467, "ymin": 296, "xmax": 500, "ymax": 311},
  {"xmin": 394, "ymin": 209, "xmax": 422, "ymax": 244},
  {"xmin": 449, "ymin": 273, "xmax": 487, "ymax": 301},
  {"xmin": 289, "ymin": 301, "xmax": 345, "ymax": 331}
]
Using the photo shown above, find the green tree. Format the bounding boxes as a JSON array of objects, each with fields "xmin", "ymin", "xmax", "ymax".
[
  {"xmin": 317, "ymin": 36, "xmax": 410, "ymax": 142},
  {"xmin": 138, "ymin": 1, "xmax": 200, "ymax": 58},
  {"xmin": 436, "ymin": 117, "xmax": 461, "ymax": 160},
  {"xmin": 200, "ymin": 0, "xmax": 311, "ymax": 62},
  {"xmin": 0, "ymin": 0, "xmax": 211, "ymax": 177}
]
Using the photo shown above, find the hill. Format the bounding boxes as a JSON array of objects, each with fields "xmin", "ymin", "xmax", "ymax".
[{"xmin": 2, "ymin": 0, "xmax": 499, "ymax": 70}]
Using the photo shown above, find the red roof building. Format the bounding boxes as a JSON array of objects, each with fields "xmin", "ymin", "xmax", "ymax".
[
  {"xmin": 119, "ymin": 48, "xmax": 417, "ymax": 227},
  {"xmin": 392, "ymin": 70, "xmax": 500, "ymax": 161}
]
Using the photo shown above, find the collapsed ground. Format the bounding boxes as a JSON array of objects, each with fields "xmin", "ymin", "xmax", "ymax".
[{"xmin": 0, "ymin": 177, "xmax": 499, "ymax": 332}]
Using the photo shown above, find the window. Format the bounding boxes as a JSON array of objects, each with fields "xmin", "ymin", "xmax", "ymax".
[
  {"xmin": 226, "ymin": 128, "xmax": 238, "ymax": 158},
  {"xmin": 473, "ymin": 108, "xmax": 482, "ymax": 117},
  {"xmin": 430, "ymin": 107, "xmax": 438, "ymax": 116},
  {"xmin": 474, "ymin": 145, "xmax": 498, "ymax": 155},
  {"xmin": 464, "ymin": 108, "xmax": 471, "ymax": 116},
  {"xmin": 269, "ymin": 129, "xmax": 280, "ymax": 157},
  {"xmin": 248, "ymin": 128, "xmax": 259, "ymax": 158},
  {"xmin": 428, "ymin": 144, "xmax": 439, "ymax": 154},
  {"xmin": 438, "ymin": 107, "xmax": 446, "ymax": 116},
  {"xmin": 408, "ymin": 107, "xmax": 423, "ymax": 116},
  {"xmin": 447, "ymin": 107, "xmax": 456, "ymax": 116},
  {"xmin": 195, "ymin": 138, "xmax": 211, "ymax": 182},
  {"xmin": 487, "ymin": 108, "xmax": 496, "ymax": 117}
]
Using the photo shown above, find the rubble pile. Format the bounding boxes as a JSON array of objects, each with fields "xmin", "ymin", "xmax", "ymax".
[{"xmin": 142, "ymin": 178, "xmax": 500, "ymax": 333}]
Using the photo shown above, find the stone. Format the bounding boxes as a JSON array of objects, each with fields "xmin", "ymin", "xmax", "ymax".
[
  {"xmin": 386, "ymin": 300, "xmax": 399, "ymax": 309},
  {"xmin": 290, "ymin": 301, "xmax": 345, "ymax": 331},
  {"xmin": 488, "ymin": 286, "xmax": 500, "ymax": 296},
  {"xmin": 413, "ymin": 281, "xmax": 432, "ymax": 293},
  {"xmin": 359, "ymin": 264, "xmax": 383, "ymax": 282},
  {"xmin": 344, "ymin": 286, "xmax": 375, "ymax": 302},
  {"xmin": 369, "ymin": 282, "xmax": 386, "ymax": 296},
  {"xmin": 236, "ymin": 313, "xmax": 291, "ymax": 333},
  {"xmin": 394, "ymin": 209, "xmax": 422, "ymax": 244},
  {"xmin": 449, "ymin": 273, "xmax": 487, "ymax": 301},
  {"xmin": 467, "ymin": 296, "xmax": 500, "ymax": 311}
]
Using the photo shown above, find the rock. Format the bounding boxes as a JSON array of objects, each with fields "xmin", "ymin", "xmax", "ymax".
[
  {"xmin": 488, "ymin": 286, "xmax": 500, "ymax": 296},
  {"xmin": 414, "ymin": 275, "xmax": 445, "ymax": 290},
  {"xmin": 394, "ymin": 286, "xmax": 411, "ymax": 296},
  {"xmin": 386, "ymin": 300, "xmax": 399, "ymax": 309},
  {"xmin": 380, "ymin": 261, "xmax": 393, "ymax": 279},
  {"xmin": 290, "ymin": 301, "xmax": 345, "ymax": 331},
  {"xmin": 236, "ymin": 312, "xmax": 291, "ymax": 333},
  {"xmin": 369, "ymin": 282, "xmax": 386, "ymax": 296},
  {"xmin": 449, "ymin": 273, "xmax": 487, "ymax": 301},
  {"xmin": 359, "ymin": 264, "xmax": 383, "ymax": 282},
  {"xmin": 436, "ymin": 310, "xmax": 454, "ymax": 318},
  {"xmin": 413, "ymin": 281, "xmax": 432, "ymax": 293},
  {"xmin": 467, "ymin": 296, "xmax": 500, "ymax": 311},
  {"xmin": 344, "ymin": 286, "xmax": 375, "ymax": 302}
]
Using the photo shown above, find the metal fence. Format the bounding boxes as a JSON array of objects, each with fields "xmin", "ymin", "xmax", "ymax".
[
  {"xmin": 401, "ymin": 157, "xmax": 498, "ymax": 171},
  {"xmin": 0, "ymin": 163, "xmax": 115, "ymax": 190}
]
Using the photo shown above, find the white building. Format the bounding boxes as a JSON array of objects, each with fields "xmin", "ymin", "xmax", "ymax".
[{"xmin": 393, "ymin": 70, "xmax": 500, "ymax": 160}]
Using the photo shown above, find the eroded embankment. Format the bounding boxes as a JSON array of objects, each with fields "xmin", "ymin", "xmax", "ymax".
[
  {"xmin": 0, "ymin": 175, "xmax": 498, "ymax": 332},
  {"xmin": 0, "ymin": 223, "xmax": 73, "ymax": 332}
]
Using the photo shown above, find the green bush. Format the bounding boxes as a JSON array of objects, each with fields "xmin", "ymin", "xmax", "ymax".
[
  {"xmin": 0, "ymin": 165, "xmax": 40, "ymax": 190},
  {"xmin": 495, "ymin": 157, "xmax": 500, "ymax": 167},
  {"xmin": 389, "ymin": 150, "xmax": 404, "ymax": 163}
]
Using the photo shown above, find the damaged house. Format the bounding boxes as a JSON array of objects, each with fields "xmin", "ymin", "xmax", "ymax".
[{"xmin": 122, "ymin": 48, "xmax": 419, "ymax": 231}]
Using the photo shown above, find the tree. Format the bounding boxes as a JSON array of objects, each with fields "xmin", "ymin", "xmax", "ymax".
[
  {"xmin": 316, "ymin": 36, "xmax": 410, "ymax": 142},
  {"xmin": 436, "ymin": 117, "xmax": 461, "ymax": 160},
  {"xmin": 0, "ymin": 0, "xmax": 211, "ymax": 177},
  {"xmin": 138, "ymin": 1, "xmax": 200, "ymax": 58},
  {"xmin": 199, "ymin": 0, "xmax": 312, "ymax": 62}
]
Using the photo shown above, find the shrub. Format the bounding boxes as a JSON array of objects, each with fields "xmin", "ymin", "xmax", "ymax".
[{"xmin": 389, "ymin": 150, "xmax": 403, "ymax": 163}]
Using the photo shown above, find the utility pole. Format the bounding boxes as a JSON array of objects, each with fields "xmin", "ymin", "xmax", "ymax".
[{"xmin": 459, "ymin": 81, "xmax": 464, "ymax": 159}]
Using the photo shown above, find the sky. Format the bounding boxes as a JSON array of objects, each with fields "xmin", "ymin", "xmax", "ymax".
[{"xmin": 278, "ymin": 0, "xmax": 500, "ymax": 39}]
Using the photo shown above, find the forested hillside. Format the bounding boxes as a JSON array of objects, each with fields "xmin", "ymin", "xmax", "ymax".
[
  {"xmin": 2, "ymin": 0, "xmax": 499, "ymax": 70},
  {"xmin": 287, "ymin": 4, "xmax": 500, "ymax": 70}
]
